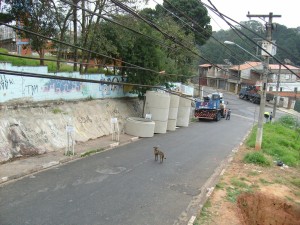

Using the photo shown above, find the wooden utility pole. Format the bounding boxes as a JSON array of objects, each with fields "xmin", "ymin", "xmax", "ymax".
[{"xmin": 247, "ymin": 13, "xmax": 281, "ymax": 150}]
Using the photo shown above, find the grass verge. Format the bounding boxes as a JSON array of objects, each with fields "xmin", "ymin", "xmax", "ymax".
[
  {"xmin": 81, "ymin": 148, "xmax": 105, "ymax": 157},
  {"xmin": 194, "ymin": 115, "xmax": 300, "ymax": 224}
]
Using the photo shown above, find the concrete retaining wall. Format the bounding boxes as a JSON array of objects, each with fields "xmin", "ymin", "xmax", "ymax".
[
  {"xmin": 0, "ymin": 98, "xmax": 143, "ymax": 163},
  {"xmin": 0, "ymin": 62, "xmax": 135, "ymax": 103}
]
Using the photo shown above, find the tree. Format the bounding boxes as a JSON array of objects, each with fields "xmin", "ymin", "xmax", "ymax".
[
  {"xmin": 160, "ymin": 0, "xmax": 212, "ymax": 46},
  {"xmin": 5, "ymin": 0, "xmax": 58, "ymax": 65},
  {"xmin": 95, "ymin": 8, "xmax": 198, "ymax": 97},
  {"xmin": 199, "ymin": 21, "xmax": 300, "ymax": 67},
  {"xmin": 49, "ymin": 0, "xmax": 73, "ymax": 70},
  {"xmin": 0, "ymin": 12, "xmax": 14, "ymax": 23}
]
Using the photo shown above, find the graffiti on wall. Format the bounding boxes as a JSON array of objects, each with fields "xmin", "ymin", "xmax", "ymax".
[
  {"xmin": 0, "ymin": 75, "xmax": 14, "ymax": 91},
  {"xmin": 24, "ymin": 84, "xmax": 39, "ymax": 96},
  {"xmin": 99, "ymin": 76, "xmax": 123, "ymax": 96},
  {"xmin": 43, "ymin": 80, "xmax": 82, "ymax": 93},
  {"xmin": 0, "ymin": 63, "xmax": 136, "ymax": 103}
]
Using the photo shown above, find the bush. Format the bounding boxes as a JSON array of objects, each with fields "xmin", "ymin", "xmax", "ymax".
[{"xmin": 243, "ymin": 151, "xmax": 271, "ymax": 166}]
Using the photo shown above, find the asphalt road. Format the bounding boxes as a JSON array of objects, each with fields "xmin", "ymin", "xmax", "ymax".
[{"xmin": 0, "ymin": 94, "xmax": 282, "ymax": 225}]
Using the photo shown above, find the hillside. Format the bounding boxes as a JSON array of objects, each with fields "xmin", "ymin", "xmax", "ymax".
[{"xmin": 199, "ymin": 21, "xmax": 300, "ymax": 66}]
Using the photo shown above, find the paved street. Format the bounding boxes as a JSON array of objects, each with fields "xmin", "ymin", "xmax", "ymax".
[{"xmin": 0, "ymin": 93, "xmax": 292, "ymax": 225}]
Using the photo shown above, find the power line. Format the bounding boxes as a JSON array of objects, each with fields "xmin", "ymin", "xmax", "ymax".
[
  {"xmin": 59, "ymin": 0, "xmax": 177, "ymax": 52},
  {"xmin": 1, "ymin": 22, "xmax": 187, "ymax": 78},
  {"xmin": 0, "ymin": 52, "xmax": 186, "ymax": 77},
  {"xmin": 155, "ymin": 0, "xmax": 271, "ymax": 80},
  {"xmin": 0, "ymin": 69, "xmax": 199, "ymax": 101},
  {"xmin": 109, "ymin": 0, "xmax": 228, "ymax": 73},
  {"xmin": 201, "ymin": 0, "xmax": 300, "ymax": 78}
]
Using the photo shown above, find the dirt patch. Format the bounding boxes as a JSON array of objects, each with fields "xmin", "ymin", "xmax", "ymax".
[
  {"xmin": 195, "ymin": 145, "xmax": 300, "ymax": 225},
  {"xmin": 237, "ymin": 192, "xmax": 300, "ymax": 225}
]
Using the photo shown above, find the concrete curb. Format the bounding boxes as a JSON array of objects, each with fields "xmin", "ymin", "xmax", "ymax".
[{"xmin": 179, "ymin": 130, "xmax": 253, "ymax": 225}]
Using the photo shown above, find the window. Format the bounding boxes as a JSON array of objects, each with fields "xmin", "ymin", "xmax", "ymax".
[
  {"xmin": 280, "ymin": 87, "xmax": 283, "ymax": 92},
  {"xmin": 285, "ymin": 74, "xmax": 290, "ymax": 80},
  {"xmin": 294, "ymin": 87, "xmax": 298, "ymax": 93},
  {"xmin": 269, "ymin": 87, "xmax": 273, "ymax": 91}
]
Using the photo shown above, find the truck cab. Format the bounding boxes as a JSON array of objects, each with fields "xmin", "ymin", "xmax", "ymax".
[{"xmin": 194, "ymin": 93, "xmax": 225, "ymax": 121}]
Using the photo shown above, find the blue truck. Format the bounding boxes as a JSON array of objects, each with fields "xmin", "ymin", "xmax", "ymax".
[{"xmin": 194, "ymin": 93, "xmax": 226, "ymax": 121}]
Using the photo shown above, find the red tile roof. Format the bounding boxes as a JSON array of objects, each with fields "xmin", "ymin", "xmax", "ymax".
[
  {"xmin": 199, "ymin": 64, "xmax": 212, "ymax": 68},
  {"xmin": 230, "ymin": 61, "xmax": 262, "ymax": 71}
]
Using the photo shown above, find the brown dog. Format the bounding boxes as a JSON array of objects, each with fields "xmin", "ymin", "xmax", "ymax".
[{"xmin": 153, "ymin": 146, "xmax": 166, "ymax": 163}]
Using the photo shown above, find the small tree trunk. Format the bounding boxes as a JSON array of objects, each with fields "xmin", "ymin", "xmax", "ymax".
[
  {"xmin": 72, "ymin": 0, "xmax": 78, "ymax": 71},
  {"xmin": 39, "ymin": 49, "xmax": 45, "ymax": 66}
]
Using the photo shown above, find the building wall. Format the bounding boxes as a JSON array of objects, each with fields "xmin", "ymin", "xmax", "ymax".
[
  {"xmin": 0, "ymin": 63, "xmax": 135, "ymax": 103},
  {"xmin": 267, "ymin": 82, "xmax": 300, "ymax": 93}
]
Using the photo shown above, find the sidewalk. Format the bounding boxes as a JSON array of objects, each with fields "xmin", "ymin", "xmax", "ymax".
[{"xmin": 0, "ymin": 133, "xmax": 139, "ymax": 185}]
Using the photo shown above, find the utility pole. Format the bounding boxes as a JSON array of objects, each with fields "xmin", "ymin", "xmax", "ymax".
[
  {"xmin": 272, "ymin": 64, "xmax": 281, "ymax": 118},
  {"xmin": 247, "ymin": 12, "xmax": 281, "ymax": 150}
]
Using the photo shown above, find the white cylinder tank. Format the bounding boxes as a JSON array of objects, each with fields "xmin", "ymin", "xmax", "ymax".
[
  {"xmin": 167, "ymin": 94, "xmax": 180, "ymax": 131},
  {"xmin": 125, "ymin": 117, "xmax": 155, "ymax": 137},
  {"xmin": 176, "ymin": 96, "xmax": 192, "ymax": 127},
  {"xmin": 144, "ymin": 91, "xmax": 170, "ymax": 133}
]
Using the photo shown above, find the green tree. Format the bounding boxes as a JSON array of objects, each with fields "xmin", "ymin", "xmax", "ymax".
[
  {"xmin": 199, "ymin": 20, "xmax": 265, "ymax": 65},
  {"xmin": 93, "ymin": 9, "xmax": 198, "ymax": 97},
  {"xmin": 272, "ymin": 24, "xmax": 300, "ymax": 65},
  {"xmin": 5, "ymin": 0, "xmax": 58, "ymax": 65},
  {"xmin": 199, "ymin": 21, "xmax": 300, "ymax": 66},
  {"xmin": 160, "ymin": 0, "xmax": 212, "ymax": 46}
]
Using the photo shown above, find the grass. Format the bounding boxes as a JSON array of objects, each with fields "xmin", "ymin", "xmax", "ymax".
[
  {"xmin": 80, "ymin": 148, "xmax": 105, "ymax": 157},
  {"xmin": 259, "ymin": 178, "xmax": 273, "ymax": 185},
  {"xmin": 274, "ymin": 177, "xmax": 286, "ymax": 185},
  {"xmin": 195, "ymin": 115, "xmax": 300, "ymax": 224},
  {"xmin": 0, "ymin": 48, "xmax": 112, "ymax": 74},
  {"xmin": 247, "ymin": 170, "xmax": 260, "ymax": 176},
  {"xmin": 243, "ymin": 151, "xmax": 271, "ymax": 166},
  {"xmin": 52, "ymin": 108, "xmax": 64, "ymax": 114},
  {"xmin": 246, "ymin": 115, "xmax": 300, "ymax": 167},
  {"xmin": 226, "ymin": 187, "xmax": 243, "ymax": 203},
  {"xmin": 290, "ymin": 178, "xmax": 300, "ymax": 188},
  {"xmin": 194, "ymin": 200, "xmax": 212, "ymax": 225},
  {"xmin": 225, "ymin": 178, "xmax": 255, "ymax": 203},
  {"xmin": 215, "ymin": 182, "xmax": 226, "ymax": 190},
  {"xmin": 231, "ymin": 178, "xmax": 249, "ymax": 188}
]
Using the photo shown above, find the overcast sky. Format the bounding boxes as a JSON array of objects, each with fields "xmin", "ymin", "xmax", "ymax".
[{"xmin": 145, "ymin": 0, "xmax": 299, "ymax": 31}]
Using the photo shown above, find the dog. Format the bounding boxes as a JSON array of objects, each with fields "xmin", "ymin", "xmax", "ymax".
[{"xmin": 153, "ymin": 146, "xmax": 166, "ymax": 163}]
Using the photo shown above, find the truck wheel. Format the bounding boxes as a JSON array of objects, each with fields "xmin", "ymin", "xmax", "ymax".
[
  {"xmin": 215, "ymin": 112, "xmax": 221, "ymax": 121},
  {"xmin": 239, "ymin": 94, "xmax": 244, "ymax": 99}
]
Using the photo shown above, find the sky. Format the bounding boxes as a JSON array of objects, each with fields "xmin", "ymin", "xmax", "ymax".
[{"xmin": 145, "ymin": 0, "xmax": 299, "ymax": 31}]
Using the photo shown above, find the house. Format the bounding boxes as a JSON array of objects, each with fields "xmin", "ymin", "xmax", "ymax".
[
  {"xmin": 198, "ymin": 62, "xmax": 300, "ymax": 109},
  {"xmin": 228, "ymin": 61, "xmax": 263, "ymax": 93},
  {"xmin": 198, "ymin": 61, "xmax": 263, "ymax": 94},
  {"xmin": 0, "ymin": 24, "xmax": 31, "ymax": 55},
  {"xmin": 198, "ymin": 63, "xmax": 230, "ymax": 90}
]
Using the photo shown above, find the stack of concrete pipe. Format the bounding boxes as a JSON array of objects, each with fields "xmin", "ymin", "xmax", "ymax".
[
  {"xmin": 144, "ymin": 91, "xmax": 170, "ymax": 133},
  {"xmin": 176, "ymin": 96, "xmax": 192, "ymax": 127},
  {"xmin": 167, "ymin": 94, "xmax": 180, "ymax": 131}
]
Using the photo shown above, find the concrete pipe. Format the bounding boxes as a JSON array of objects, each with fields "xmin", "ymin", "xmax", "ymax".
[{"xmin": 125, "ymin": 117, "xmax": 155, "ymax": 137}]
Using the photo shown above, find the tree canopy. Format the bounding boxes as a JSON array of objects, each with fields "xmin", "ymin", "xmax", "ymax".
[
  {"xmin": 199, "ymin": 20, "xmax": 300, "ymax": 66},
  {"xmin": 2, "ymin": 0, "xmax": 213, "ymax": 95}
]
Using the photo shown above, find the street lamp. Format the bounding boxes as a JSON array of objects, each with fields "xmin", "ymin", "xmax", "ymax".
[
  {"xmin": 224, "ymin": 41, "xmax": 262, "ymax": 62},
  {"xmin": 224, "ymin": 40, "xmax": 267, "ymax": 150}
]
